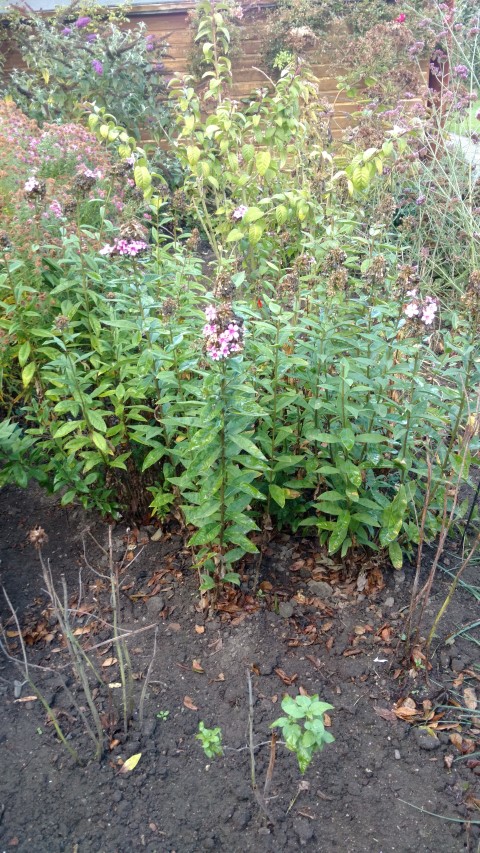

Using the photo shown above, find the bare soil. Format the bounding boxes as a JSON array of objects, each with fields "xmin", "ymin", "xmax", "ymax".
[{"xmin": 0, "ymin": 482, "xmax": 479, "ymax": 853}]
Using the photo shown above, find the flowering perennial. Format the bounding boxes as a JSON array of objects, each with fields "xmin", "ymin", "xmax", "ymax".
[
  {"xmin": 232, "ymin": 205, "xmax": 248, "ymax": 220},
  {"xmin": 404, "ymin": 291, "xmax": 438, "ymax": 326},
  {"xmin": 100, "ymin": 238, "xmax": 149, "ymax": 257},
  {"xmin": 202, "ymin": 306, "xmax": 244, "ymax": 360}
]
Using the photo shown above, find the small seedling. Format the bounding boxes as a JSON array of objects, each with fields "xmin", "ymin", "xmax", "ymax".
[
  {"xmin": 36, "ymin": 727, "xmax": 43, "ymax": 736},
  {"xmin": 196, "ymin": 721, "xmax": 223, "ymax": 759},
  {"xmin": 156, "ymin": 710, "xmax": 170, "ymax": 721},
  {"xmin": 271, "ymin": 693, "xmax": 334, "ymax": 773}
]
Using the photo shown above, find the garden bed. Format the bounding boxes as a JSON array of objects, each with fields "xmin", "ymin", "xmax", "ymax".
[{"xmin": 0, "ymin": 482, "xmax": 479, "ymax": 853}]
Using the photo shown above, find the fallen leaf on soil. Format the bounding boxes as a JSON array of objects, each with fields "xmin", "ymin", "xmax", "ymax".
[
  {"xmin": 109, "ymin": 738, "xmax": 120, "ymax": 750},
  {"xmin": 183, "ymin": 696, "xmax": 199, "ymax": 711},
  {"xmin": 305, "ymin": 654, "xmax": 323, "ymax": 670},
  {"xmin": 168, "ymin": 623, "xmax": 181, "ymax": 633},
  {"xmin": 192, "ymin": 659, "xmax": 204, "ymax": 673},
  {"xmin": 150, "ymin": 529, "xmax": 163, "ymax": 541},
  {"xmin": 452, "ymin": 674, "xmax": 464, "ymax": 688},
  {"xmin": 324, "ymin": 714, "xmax": 332, "ymax": 727},
  {"xmin": 380, "ymin": 627, "xmax": 392, "ymax": 643},
  {"xmin": 214, "ymin": 673, "xmax": 225, "ymax": 682},
  {"xmin": 354, "ymin": 625, "xmax": 367, "ymax": 635},
  {"xmin": 357, "ymin": 572, "xmax": 368, "ymax": 592},
  {"xmin": 102, "ymin": 657, "xmax": 118, "ymax": 668},
  {"xmin": 394, "ymin": 698, "xmax": 418, "ymax": 720},
  {"xmin": 463, "ymin": 687, "xmax": 478, "ymax": 711},
  {"xmin": 260, "ymin": 581, "xmax": 273, "ymax": 591},
  {"xmin": 343, "ymin": 648, "xmax": 363, "ymax": 657},
  {"xmin": 449, "ymin": 733, "xmax": 475, "ymax": 753},
  {"xmin": 374, "ymin": 706, "xmax": 398, "ymax": 723},
  {"xmin": 321, "ymin": 621, "xmax": 333, "ymax": 633},
  {"xmin": 326, "ymin": 636, "xmax": 334, "ymax": 651},
  {"xmin": 125, "ymin": 551, "xmax": 135, "ymax": 561},
  {"xmin": 194, "ymin": 625, "xmax": 205, "ymax": 634},
  {"xmin": 465, "ymin": 795, "xmax": 480, "ymax": 810},
  {"xmin": 13, "ymin": 696, "xmax": 37, "ymax": 703},
  {"xmin": 119, "ymin": 753, "xmax": 142, "ymax": 774},
  {"xmin": 274, "ymin": 668, "xmax": 298, "ymax": 686},
  {"xmin": 6, "ymin": 630, "xmax": 19, "ymax": 637},
  {"xmin": 299, "ymin": 686, "xmax": 308, "ymax": 696},
  {"xmin": 444, "ymin": 754, "xmax": 454, "ymax": 769},
  {"xmin": 108, "ymin": 682, "xmax": 122, "ymax": 689},
  {"xmin": 271, "ymin": 694, "xmax": 278, "ymax": 703},
  {"xmin": 73, "ymin": 626, "xmax": 92, "ymax": 636}
]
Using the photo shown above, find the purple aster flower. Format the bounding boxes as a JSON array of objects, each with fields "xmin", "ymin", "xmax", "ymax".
[
  {"xmin": 61, "ymin": 27, "xmax": 72, "ymax": 35},
  {"xmin": 91, "ymin": 59, "xmax": 103, "ymax": 75},
  {"xmin": 75, "ymin": 16, "xmax": 92, "ymax": 28},
  {"xmin": 86, "ymin": 33, "xmax": 97, "ymax": 43}
]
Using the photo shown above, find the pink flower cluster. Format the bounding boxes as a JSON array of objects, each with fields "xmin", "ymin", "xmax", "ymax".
[
  {"xmin": 82, "ymin": 167, "xmax": 103, "ymax": 180},
  {"xmin": 100, "ymin": 239, "xmax": 149, "ymax": 257},
  {"xmin": 203, "ymin": 306, "xmax": 243, "ymax": 360},
  {"xmin": 232, "ymin": 205, "xmax": 248, "ymax": 220},
  {"xmin": 47, "ymin": 201, "xmax": 63, "ymax": 218},
  {"xmin": 24, "ymin": 176, "xmax": 40, "ymax": 193},
  {"xmin": 404, "ymin": 290, "xmax": 438, "ymax": 326}
]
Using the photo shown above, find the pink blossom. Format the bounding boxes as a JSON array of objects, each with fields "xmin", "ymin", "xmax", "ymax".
[{"xmin": 396, "ymin": 13, "xmax": 406, "ymax": 23}]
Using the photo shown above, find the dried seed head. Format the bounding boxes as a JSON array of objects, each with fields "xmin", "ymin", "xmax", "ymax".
[
  {"xmin": 28, "ymin": 526, "xmax": 48, "ymax": 549},
  {"xmin": 185, "ymin": 227, "xmax": 200, "ymax": 252},
  {"xmin": 54, "ymin": 315, "xmax": 70, "ymax": 331},
  {"xmin": 214, "ymin": 270, "xmax": 236, "ymax": 300}
]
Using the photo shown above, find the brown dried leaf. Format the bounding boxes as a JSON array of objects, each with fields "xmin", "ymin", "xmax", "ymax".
[
  {"xmin": 325, "ymin": 636, "xmax": 334, "ymax": 651},
  {"xmin": 274, "ymin": 668, "xmax": 298, "ymax": 686},
  {"xmin": 194, "ymin": 624, "xmax": 205, "ymax": 634},
  {"xmin": 444, "ymin": 753, "xmax": 454, "ymax": 769},
  {"xmin": 354, "ymin": 625, "xmax": 367, "ymax": 635},
  {"xmin": 183, "ymin": 696, "xmax": 199, "ymax": 711},
  {"xmin": 14, "ymin": 696, "xmax": 37, "ymax": 703},
  {"xmin": 450, "ymin": 732, "xmax": 464, "ymax": 752},
  {"xmin": 102, "ymin": 657, "xmax": 118, "ymax": 668},
  {"xmin": 324, "ymin": 713, "xmax": 332, "ymax": 727},
  {"xmin": 109, "ymin": 738, "xmax": 120, "ymax": 750},
  {"xmin": 374, "ymin": 706, "xmax": 398, "ymax": 723},
  {"xmin": 394, "ymin": 698, "xmax": 418, "ymax": 721},
  {"xmin": 463, "ymin": 687, "xmax": 478, "ymax": 711},
  {"xmin": 73, "ymin": 626, "xmax": 92, "ymax": 636}
]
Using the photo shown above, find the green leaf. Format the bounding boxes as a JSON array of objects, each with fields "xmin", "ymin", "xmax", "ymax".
[
  {"xmin": 269, "ymin": 484, "xmax": 286, "ymax": 508},
  {"xmin": 226, "ymin": 228, "xmax": 244, "ymax": 242},
  {"xmin": 199, "ymin": 574, "xmax": 216, "ymax": 591},
  {"xmin": 255, "ymin": 150, "xmax": 271, "ymax": 176},
  {"xmin": 188, "ymin": 523, "xmax": 222, "ymax": 546},
  {"xmin": 379, "ymin": 485, "xmax": 407, "ymax": 547},
  {"xmin": 21, "ymin": 362, "xmax": 36, "ymax": 388},
  {"xmin": 54, "ymin": 420, "xmax": 82, "ymax": 439},
  {"xmin": 230, "ymin": 434, "xmax": 266, "ymax": 460},
  {"xmin": 91, "ymin": 432, "xmax": 110, "ymax": 455},
  {"xmin": 388, "ymin": 540, "xmax": 403, "ymax": 569},
  {"xmin": 328, "ymin": 510, "xmax": 351, "ymax": 554},
  {"xmin": 18, "ymin": 341, "xmax": 31, "ymax": 368},
  {"xmin": 223, "ymin": 572, "xmax": 241, "ymax": 586},
  {"xmin": 339, "ymin": 427, "xmax": 355, "ymax": 451},
  {"xmin": 243, "ymin": 206, "xmax": 264, "ymax": 224},
  {"xmin": 142, "ymin": 445, "xmax": 167, "ymax": 472},
  {"xmin": 305, "ymin": 431, "xmax": 339, "ymax": 444}
]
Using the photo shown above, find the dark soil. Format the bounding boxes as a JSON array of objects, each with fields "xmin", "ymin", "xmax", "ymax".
[{"xmin": 0, "ymin": 483, "xmax": 479, "ymax": 853}]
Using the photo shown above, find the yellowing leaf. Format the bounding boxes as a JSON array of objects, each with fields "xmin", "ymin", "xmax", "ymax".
[{"xmin": 119, "ymin": 752, "xmax": 142, "ymax": 774}]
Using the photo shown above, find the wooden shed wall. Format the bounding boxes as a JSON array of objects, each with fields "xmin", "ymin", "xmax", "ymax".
[
  {"xmin": 1, "ymin": 5, "xmax": 357, "ymax": 137},
  {"xmin": 131, "ymin": 6, "xmax": 356, "ymax": 136}
]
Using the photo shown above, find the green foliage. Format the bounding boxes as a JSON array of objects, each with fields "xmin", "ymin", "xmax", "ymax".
[
  {"xmin": 196, "ymin": 721, "xmax": 224, "ymax": 758},
  {"xmin": 1, "ymin": 0, "xmax": 170, "ymax": 137},
  {"xmin": 271, "ymin": 693, "xmax": 334, "ymax": 774}
]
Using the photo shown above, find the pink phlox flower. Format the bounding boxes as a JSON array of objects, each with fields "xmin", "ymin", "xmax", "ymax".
[
  {"xmin": 205, "ymin": 306, "xmax": 217, "ymax": 322},
  {"xmin": 203, "ymin": 323, "xmax": 217, "ymax": 337},
  {"xmin": 48, "ymin": 201, "xmax": 63, "ymax": 218},
  {"xmin": 396, "ymin": 13, "xmax": 406, "ymax": 23},
  {"xmin": 24, "ymin": 176, "xmax": 40, "ymax": 192},
  {"xmin": 405, "ymin": 301, "xmax": 419, "ymax": 319},
  {"xmin": 232, "ymin": 205, "xmax": 248, "ymax": 220},
  {"xmin": 100, "ymin": 239, "xmax": 149, "ymax": 257}
]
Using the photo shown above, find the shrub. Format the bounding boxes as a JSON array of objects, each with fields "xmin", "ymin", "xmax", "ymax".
[{"xmin": 0, "ymin": 0, "xmax": 170, "ymax": 138}]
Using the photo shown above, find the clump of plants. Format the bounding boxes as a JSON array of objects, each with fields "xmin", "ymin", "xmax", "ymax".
[{"xmin": 0, "ymin": 0, "xmax": 170, "ymax": 137}]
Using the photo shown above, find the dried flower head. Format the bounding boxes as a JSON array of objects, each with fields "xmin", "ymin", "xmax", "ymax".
[
  {"xmin": 28, "ymin": 526, "xmax": 48, "ymax": 549},
  {"xmin": 54, "ymin": 315, "xmax": 70, "ymax": 331},
  {"xmin": 327, "ymin": 268, "xmax": 348, "ymax": 296},
  {"xmin": 323, "ymin": 248, "xmax": 347, "ymax": 272},
  {"xmin": 24, "ymin": 176, "xmax": 46, "ymax": 199},
  {"xmin": 214, "ymin": 270, "xmax": 236, "ymax": 300},
  {"xmin": 185, "ymin": 227, "xmax": 200, "ymax": 252}
]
